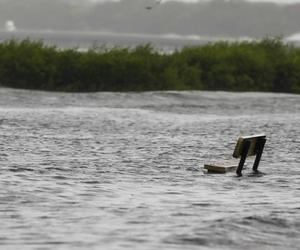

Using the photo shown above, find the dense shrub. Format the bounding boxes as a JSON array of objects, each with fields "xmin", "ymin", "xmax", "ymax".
[{"xmin": 0, "ymin": 38, "xmax": 300, "ymax": 93}]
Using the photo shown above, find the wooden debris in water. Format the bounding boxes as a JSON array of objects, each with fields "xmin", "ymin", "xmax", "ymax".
[{"xmin": 204, "ymin": 161, "xmax": 238, "ymax": 173}]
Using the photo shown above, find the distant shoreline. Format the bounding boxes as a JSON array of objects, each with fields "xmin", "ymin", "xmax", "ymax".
[
  {"xmin": 0, "ymin": 38, "xmax": 299, "ymax": 94},
  {"xmin": 1, "ymin": 30, "xmax": 300, "ymax": 50},
  {"xmin": 0, "ymin": 30, "xmax": 218, "ymax": 51},
  {"xmin": 1, "ymin": 86, "xmax": 299, "ymax": 98}
]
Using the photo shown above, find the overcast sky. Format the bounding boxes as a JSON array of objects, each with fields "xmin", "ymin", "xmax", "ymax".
[
  {"xmin": 169, "ymin": 0, "xmax": 300, "ymax": 2},
  {"xmin": 88, "ymin": 0, "xmax": 300, "ymax": 3},
  {"xmin": 1, "ymin": 0, "xmax": 300, "ymax": 39}
]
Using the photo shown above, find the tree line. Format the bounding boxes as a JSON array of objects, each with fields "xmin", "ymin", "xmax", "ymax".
[{"xmin": 0, "ymin": 38, "xmax": 299, "ymax": 93}]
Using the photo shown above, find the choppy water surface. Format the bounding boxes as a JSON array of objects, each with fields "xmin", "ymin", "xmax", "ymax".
[{"xmin": 0, "ymin": 88, "xmax": 299, "ymax": 250}]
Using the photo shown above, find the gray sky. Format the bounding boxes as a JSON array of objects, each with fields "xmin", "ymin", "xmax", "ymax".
[
  {"xmin": 1, "ymin": 0, "xmax": 300, "ymax": 39},
  {"xmin": 88, "ymin": 0, "xmax": 300, "ymax": 3}
]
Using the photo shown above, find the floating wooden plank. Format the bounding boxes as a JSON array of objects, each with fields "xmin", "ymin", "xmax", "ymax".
[{"xmin": 204, "ymin": 161, "xmax": 238, "ymax": 173}]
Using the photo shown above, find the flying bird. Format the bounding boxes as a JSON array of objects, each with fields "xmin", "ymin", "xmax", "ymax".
[{"xmin": 146, "ymin": 0, "xmax": 162, "ymax": 10}]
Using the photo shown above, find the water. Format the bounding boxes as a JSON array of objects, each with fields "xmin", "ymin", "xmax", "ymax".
[
  {"xmin": 0, "ymin": 30, "xmax": 211, "ymax": 52},
  {"xmin": 0, "ymin": 88, "xmax": 299, "ymax": 250}
]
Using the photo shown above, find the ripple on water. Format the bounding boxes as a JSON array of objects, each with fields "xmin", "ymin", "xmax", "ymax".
[{"xmin": 0, "ymin": 89, "xmax": 299, "ymax": 249}]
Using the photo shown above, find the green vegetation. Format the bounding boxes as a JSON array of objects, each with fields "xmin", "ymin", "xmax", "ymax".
[{"xmin": 0, "ymin": 38, "xmax": 300, "ymax": 93}]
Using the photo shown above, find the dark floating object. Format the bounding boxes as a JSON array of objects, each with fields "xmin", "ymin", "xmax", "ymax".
[
  {"xmin": 146, "ymin": 0, "xmax": 161, "ymax": 10},
  {"xmin": 204, "ymin": 134, "xmax": 267, "ymax": 176}
]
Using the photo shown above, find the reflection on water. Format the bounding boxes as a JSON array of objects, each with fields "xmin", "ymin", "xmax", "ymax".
[{"xmin": 0, "ymin": 88, "xmax": 299, "ymax": 249}]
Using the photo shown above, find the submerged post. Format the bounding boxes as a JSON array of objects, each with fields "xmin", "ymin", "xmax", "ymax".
[
  {"xmin": 252, "ymin": 137, "xmax": 267, "ymax": 173},
  {"xmin": 236, "ymin": 140, "xmax": 251, "ymax": 177}
]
